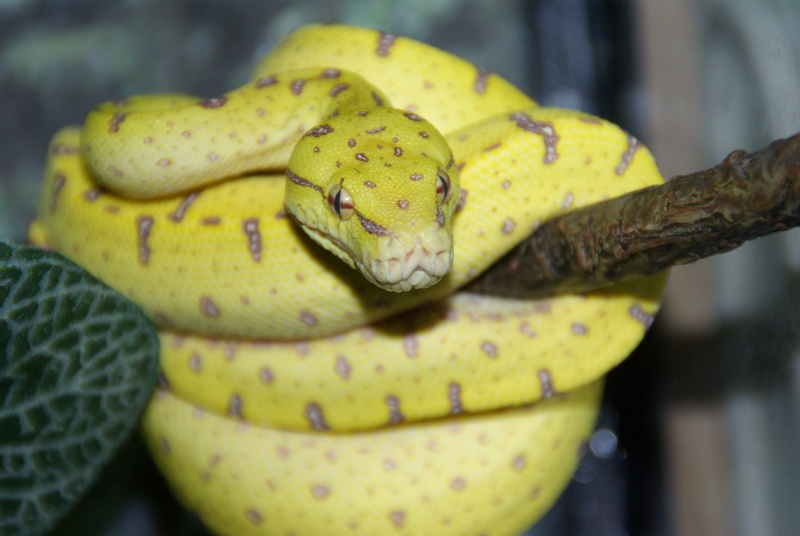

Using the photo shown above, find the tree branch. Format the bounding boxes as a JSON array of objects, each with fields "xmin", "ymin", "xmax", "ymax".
[{"xmin": 469, "ymin": 133, "xmax": 800, "ymax": 297}]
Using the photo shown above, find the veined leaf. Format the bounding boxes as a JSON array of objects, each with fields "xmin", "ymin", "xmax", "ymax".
[{"xmin": 0, "ymin": 240, "xmax": 159, "ymax": 536}]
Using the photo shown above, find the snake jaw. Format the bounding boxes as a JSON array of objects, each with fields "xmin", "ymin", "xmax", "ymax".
[
  {"xmin": 369, "ymin": 233, "xmax": 454, "ymax": 292},
  {"xmin": 288, "ymin": 198, "xmax": 454, "ymax": 292}
]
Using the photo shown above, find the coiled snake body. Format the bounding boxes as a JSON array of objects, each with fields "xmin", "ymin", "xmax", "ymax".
[{"xmin": 29, "ymin": 25, "xmax": 666, "ymax": 536}]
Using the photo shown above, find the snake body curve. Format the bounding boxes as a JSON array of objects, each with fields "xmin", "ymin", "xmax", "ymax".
[{"xmin": 29, "ymin": 24, "xmax": 667, "ymax": 535}]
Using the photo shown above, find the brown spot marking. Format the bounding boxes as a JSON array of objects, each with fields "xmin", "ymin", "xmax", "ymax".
[
  {"xmin": 311, "ymin": 485, "xmax": 331, "ymax": 500},
  {"xmin": 358, "ymin": 214, "xmax": 389, "ymax": 236},
  {"xmin": 156, "ymin": 158, "xmax": 171, "ymax": 168},
  {"xmin": 207, "ymin": 152, "xmax": 218, "ymax": 162},
  {"xmin": 616, "ymin": 134, "xmax": 642, "ymax": 175},
  {"xmin": 510, "ymin": 112, "xmax": 560, "ymax": 164},
  {"xmin": 199, "ymin": 96, "xmax": 228, "ymax": 108},
  {"xmin": 200, "ymin": 296, "xmax": 220, "ymax": 317},
  {"xmin": 383, "ymin": 458, "xmax": 397, "ymax": 471},
  {"xmin": 321, "ymin": 68, "xmax": 340, "ymax": 78},
  {"xmin": 259, "ymin": 367, "xmax": 274, "ymax": 385},
  {"xmin": 159, "ymin": 437, "xmax": 170, "ymax": 454},
  {"xmin": 200, "ymin": 216, "xmax": 221, "ymax": 225},
  {"xmin": 456, "ymin": 188, "xmax": 469, "ymax": 212},
  {"xmin": 109, "ymin": 113, "xmax": 125, "ymax": 132},
  {"xmin": 372, "ymin": 91, "xmax": 385, "ymax": 106},
  {"xmin": 366, "ymin": 126, "xmax": 386, "ymax": 135},
  {"xmin": 290, "ymin": 79, "xmax": 305, "ymax": 95},
  {"xmin": 242, "ymin": 218, "xmax": 262, "ymax": 262},
  {"xmin": 501, "ymin": 218, "xmax": 516, "ymax": 235},
  {"xmin": 449, "ymin": 382, "xmax": 464, "ymax": 414},
  {"xmin": 474, "ymin": 66, "xmax": 490, "ymax": 94},
  {"xmin": 394, "ymin": 147, "xmax": 403, "ymax": 157},
  {"xmin": 519, "ymin": 321, "xmax": 537, "ymax": 338},
  {"xmin": 419, "ymin": 131, "xmax": 430, "ymax": 138},
  {"xmin": 483, "ymin": 141, "xmax": 502, "ymax": 152},
  {"xmin": 49, "ymin": 173, "xmax": 67, "ymax": 212},
  {"xmin": 364, "ymin": 180, "xmax": 376, "ymax": 188},
  {"xmin": 388, "ymin": 511, "xmax": 405, "ymax": 529},
  {"xmin": 451, "ymin": 477, "xmax": 467, "ymax": 492},
  {"xmin": 229, "ymin": 393, "xmax": 244, "ymax": 419},
  {"xmin": 572, "ymin": 322, "xmax": 588, "ymax": 335},
  {"xmin": 386, "ymin": 395, "xmax": 404, "ymax": 424},
  {"xmin": 563, "ymin": 192, "xmax": 574, "ymax": 208},
  {"xmin": 305, "ymin": 403, "xmax": 329, "ymax": 431},
  {"xmin": 329, "ymin": 83, "xmax": 349, "ymax": 97},
  {"xmin": 304, "ymin": 124, "xmax": 334, "ymax": 137},
  {"xmin": 245, "ymin": 510, "xmax": 263, "ymax": 525},
  {"xmin": 481, "ymin": 341, "xmax": 498, "ymax": 358},
  {"xmin": 170, "ymin": 193, "xmax": 199, "ymax": 222},
  {"xmin": 286, "ymin": 169, "xmax": 323, "ymax": 193},
  {"xmin": 136, "ymin": 215, "xmax": 154, "ymax": 265},
  {"xmin": 348, "ymin": 138, "xmax": 357, "ymax": 148},
  {"xmin": 513, "ymin": 455, "xmax": 526, "ymax": 471},
  {"xmin": 538, "ymin": 369, "xmax": 557, "ymax": 398},
  {"xmin": 300, "ymin": 310, "xmax": 318, "ymax": 326},
  {"xmin": 355, "ymin": 152, "xmax": 369, "ymax": 162},
  {"xmin": 255, "ymin": 75, "xmax": 278, "ymax": 88},
  {"xmin": 334, "ymin": 355, "xmax": 352, "ymax": 380},
  {"xmin": 502, "ymin": 179, "xmax": 512, "ymax": 189},
  {"xmin": 189, "ymin": 353, "xmax": 202, "ymax": 373},
  {"xmin": 376, "ymin": 32, "xmax": 396, "ymax": 57},
  {"xmin": 403, "ymin": 334, "xmax": 419, "ymax": 358},
  {"xmin": 313, "ymin": 146, "xmax": 319, "ymax": 153},
  {"xmin": 107, "ymin": 165, "xmax": 122, "ymax": 177},
  {"xmin": 397, "ymin": 199, "xmax": 409, "ymax": 210},
  {"xmin": 409, "ymin": 173, "xmax": 422, "ymax": 181},
  {"xmin": 629, "ymin": 304, "xmax": 656, "ymax": 330},
  {"xmin": 404, "ymin": 112, "xmax": 423, "ymax": 122},
  {"xmin": 580, "ymin": 116, "xmax": 603, "ymax": 124},
  {"xmin": 436, "ymin": 206, "xmax": 445, "ymax": 227}
]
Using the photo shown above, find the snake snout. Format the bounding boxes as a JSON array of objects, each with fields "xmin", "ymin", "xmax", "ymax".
[{"xmin": 371, "ymin": 233, "xmax": 453, "ymax": 292}]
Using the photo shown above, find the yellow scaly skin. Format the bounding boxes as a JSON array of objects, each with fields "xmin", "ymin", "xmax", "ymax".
[{"xmin": 28, "ymin": 24, "xmax": 667, "ymax": 535}]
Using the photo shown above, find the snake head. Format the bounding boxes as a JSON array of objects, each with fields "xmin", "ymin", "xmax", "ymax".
[{"xmin": 285, "ymin": 108, "xmax": 459, "ymax": 292}]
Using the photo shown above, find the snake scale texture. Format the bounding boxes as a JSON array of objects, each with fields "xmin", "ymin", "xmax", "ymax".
[{"xmin": 28, "ymin": 24, "xmax": 667, "ymax": 536}]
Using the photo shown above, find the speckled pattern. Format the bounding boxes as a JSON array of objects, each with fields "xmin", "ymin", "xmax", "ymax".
[{"xmin": 28, "ymin": 24, "xmax": 668, "ymax": 536}]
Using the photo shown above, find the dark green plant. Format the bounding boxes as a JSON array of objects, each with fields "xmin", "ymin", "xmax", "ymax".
[{"xmin": 0, "ymin": 240, "xmax": 159, "ymax": 536}]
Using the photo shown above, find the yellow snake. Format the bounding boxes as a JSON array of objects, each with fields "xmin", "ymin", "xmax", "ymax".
[{"xmin": 28, "ymin": 25, "xmax": 667, "ymax": 535}]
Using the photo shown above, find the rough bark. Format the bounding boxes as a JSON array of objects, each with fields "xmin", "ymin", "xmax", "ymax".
[{"xmin": 469, "ymin": 133, "xmax": 800, "ymax": 297}]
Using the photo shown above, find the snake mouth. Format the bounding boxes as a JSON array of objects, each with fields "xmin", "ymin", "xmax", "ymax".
[
  {"xmin": 294, "ymin": 218, "xmax": 453, "ymax": 292},
  {"xmin": 369, "ymin": 238, "xmax": 453, "ymax": 292}
]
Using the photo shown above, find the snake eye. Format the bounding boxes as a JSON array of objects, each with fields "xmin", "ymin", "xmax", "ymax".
[
  {"xmin": 436, "ymin": 169, "xmax": 452, "ymax": 204},
  {"xmin": 327, "ymin": 183, "xmax": 354, "ymax": 220}
]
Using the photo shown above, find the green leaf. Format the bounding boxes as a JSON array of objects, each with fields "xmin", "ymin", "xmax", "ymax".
[{"xmin": 0, "ymin": 240, "xmax": 159, "ymax": 536}]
